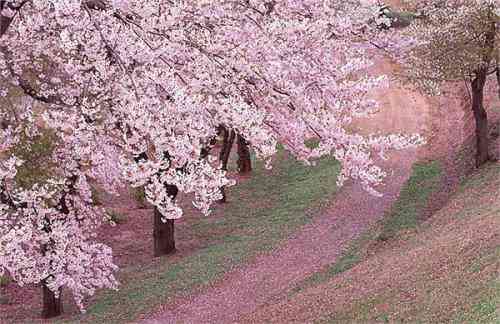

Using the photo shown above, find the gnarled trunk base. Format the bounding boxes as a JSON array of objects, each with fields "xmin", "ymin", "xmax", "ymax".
[
  {"xmin": 153, "ymin": 208, "xmax": 176, "ymax": 257},
  {"xmin": 42, "ymin": 281, "xmax": 62, "ymax": 319},
  {"xmin": 153, "ymin": 184, "xmax": 178, "ymax": 257}
]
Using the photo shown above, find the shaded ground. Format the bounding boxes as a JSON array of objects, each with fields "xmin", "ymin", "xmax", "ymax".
[
  {"xmin": 0, "ymin": 156, "xmax": 255, "ymax": 323},
  {"xmin": 0, "ymin": 187, "xmax": 157, "ymax": 322},
  {"xmin": 142, "ymin": 152, "xmax": 418, "ymax": 324},
  {"xmin": 141, "ymin": 62, "xmax": 500, "ymax": 324},
  {"xmin": 233, "ymin": 77, "xmax": 500, "ymax": 323}
]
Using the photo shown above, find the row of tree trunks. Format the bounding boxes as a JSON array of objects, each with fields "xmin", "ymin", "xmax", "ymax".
[
  {"xmin": 217, "ymin": 127, "xmax": 253, "ymax": 202},
  {"xmin": 38, "ymin": 130, "xmax": 251, "ymax": 317},
  {"xmin": 152, "ymin": 129, "xmax": 252, "ymax": 258},
  {"xmin": 218, "ymin": 127, "xmax": 236, "ymax": 203},
  {"xmin": 153, "ymin": 184, "xmax": 178, "ymax": 257},
  {"xmin": 3, "ymin": 2, "xmax": 239, "ymax": 320}
]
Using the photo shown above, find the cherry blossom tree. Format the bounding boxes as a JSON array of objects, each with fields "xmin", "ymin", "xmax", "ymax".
[
  {"xmin": 392, "ymin": 0, "xmax": 500, "ymax": 166},
  {"xmin": 0, "ymin": 104, "xmax": 120, "ymax": 317},
  {"xmin": 1, "ymin": 0, "xmax": 423, "ymax": 317}
]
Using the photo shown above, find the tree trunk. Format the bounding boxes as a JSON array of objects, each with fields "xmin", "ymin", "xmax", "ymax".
[
  {"xmin": 471, "ymin": 70, "xmax": 490, "ymax": 167},
  {"xmin": 41, "ymin": 280, "xmax": 62, "ymax": 319},
  {"xmin": 236, "ymin": 135, "xmax": 252, "ymax": 174},
  {"xmin": 219, "ymin": 128, "xmax": 235, "ymax": 171},
  {"xmin": 200, "ymin": 136, "xmax": 218, "ymax": 159},
  {"xmin": 0, "ymin": 2, "xmax": 15, "ymax": 38},
  {"xmin": 218, "ymin": 127, "xmax": 235, "ymax": 203},
  {"xmin": 38, "ymin": 176, "xmax": 77, "ymax": 319},
  {"xmin": 153, "ymin": 184, "xmax": 178, "ymax": 257}
]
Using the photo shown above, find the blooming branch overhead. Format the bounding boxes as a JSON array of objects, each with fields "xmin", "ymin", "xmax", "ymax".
[{"xmin": 1, "ymin": 0, "xmax": 422, "ymax": 313}]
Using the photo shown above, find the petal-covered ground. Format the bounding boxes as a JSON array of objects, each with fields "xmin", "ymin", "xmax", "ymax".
[
  {"xmin": 141, "ymin": 63, "xmax": 432, "ymax": 324},
  {"xmin": 240, "ymin": 162, "xmax": 500, "ymax": 324}
]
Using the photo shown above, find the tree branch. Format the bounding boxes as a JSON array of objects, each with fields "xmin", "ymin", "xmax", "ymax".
[{"xmin": 0, "ymin": 0, "xmax": 30, "ymax": 38}]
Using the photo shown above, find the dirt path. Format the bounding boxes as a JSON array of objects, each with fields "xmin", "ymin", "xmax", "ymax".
[
  {"xmin": 141, "ymin": 65, "xmax": 431, "ymax": 324},
  {"xmin": 240, "ymin": 162, "xmax": 500, "ymax": 324}
]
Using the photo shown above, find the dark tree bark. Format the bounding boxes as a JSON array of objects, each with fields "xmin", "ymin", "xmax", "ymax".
[
  {"xmin": 236, "ymin": 134, "xmax": 252, "ymax": 174},
  {"xmin": 496, "ymin": 64, "xmax": 500, "ymax": 99},
  {"xmin": 41, "ymin": 280, "xmax": 62, "ymax": 319},
  {"xmin": 200, "ymin": 147, "xmax": 210, "ymax": 159},
  {"xmin": 218, "ymin": 127, "xmax": 235, "ymax": 203},
  {"xmin": 0, "ymin": 1, "xmax": 30, "ymax": 38},
  {"xmin": 153, "ymin": 184, "xmax": 178, "ymax": 257},
  {"xmin": 0, "ymin": 1, "xmax": 15, "ymax": 38},
  {"xmin": 471, "ymin": 69, "xmax": 490, "ymax": 167},
  {"xmin": 200, "ymin": 136, "xmax": 217, "ymax": 159},
  {"xmin": 469, "ymin": 16, "xmax": 497, "ymax": 168},
  {"xmin": 134, "ymin": 152, "xmax": 178, "ymax": 257},
  {"xmin": 39, "ymin": 175, "xmax": 77, "ymax": 318}
]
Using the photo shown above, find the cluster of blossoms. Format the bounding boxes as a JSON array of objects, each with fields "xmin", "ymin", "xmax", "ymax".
[
  {"xmin": 0, "ymin": 107, "xmax": 119, "ymax": 312},
  {"xmin": 0, "ymin": 0, "xmax": 423, "ymax": 312}
]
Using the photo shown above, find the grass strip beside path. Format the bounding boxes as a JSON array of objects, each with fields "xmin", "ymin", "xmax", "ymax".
[
  {"xmin": 64, "ymin": 152, "xmax": 340, "ymax": 323},
  {"xmin": 288, "ymin": 160, "xmax": 443, "ymax": 296}
]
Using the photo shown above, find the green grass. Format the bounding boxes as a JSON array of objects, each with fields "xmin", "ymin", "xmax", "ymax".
[
  {"xmin": 377, "ymin": 160, "xmax": 442, "ymax": 241},
  {"xmin": 453, "ymin": 247, "xmax": 500, "ymax": 323},
  {"xmin": 455, "ymin": 163, "xmax": 500, "ymax": 220},
  {"xmin": 61, "ymin": 151, "xmax": 340, "ymax": 323},
  {"xmin": 316, "ymin": 296, "xmax": 386, "ymax": 324},
  {"xmin": 469, "ymin": 246, "xmax": 500, "ymax": 274},
  {"xmin": 288, "ymin": 231, "xmax": 371, "ymax": 296},
  {"xmin": 288, "ymin": 161, "xmax": 443, "ymax": 295},
  {"xmin": 450, "ymin": 166, "xmax": 500, "ymax": 324},
  {"xmin": 131, "ymin": 186, "xmax": 147, "ymax": 208},
  {"xmin": 452, "ymin": 280, "xmax": 500, "ymax": 323},
  {"xmin": 106, "ymin": 210, "xmax": 128, "ymax": 225},
  {"xmin": 459, "ymin": 161, "xmax": 500, "ymax": 190},
  {"xmin": 315, "ymin": 162, "xmax": 500, "ymax": 324},
  {"xmin": 469, "ymin": 296, "xmax": 498, "ymax": 323},
  {"xmin": 0, "ymin": 275, "xmax": 11, "ymax": 287},
  {"xmin": 318, "ymin": 265, "xmax": 500, "ymax": 324}
]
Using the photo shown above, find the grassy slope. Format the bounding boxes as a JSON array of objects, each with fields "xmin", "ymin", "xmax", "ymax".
[
  {"xmin": 62, "ymin": 152, "xmax": 340, "ymax": 323},
  {"xmin": 288, "ymin": 161, "xmax": 443, "ymax": 296},
  {"xmin": 311, "ymin": 162, "xmax": 500, "ymax": 323}
]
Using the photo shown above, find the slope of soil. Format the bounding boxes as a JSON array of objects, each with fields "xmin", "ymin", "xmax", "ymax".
[
  {"xmin": 283, "ymin": 159, "xmax": 444, "ymax": 298},
  {"xmin": 242, "ymin": 162, "xmax": 500, "ymax": 323},
  {"xmin": 142, "ymin": 151, "xmax": 418, "ymax": 324},
  {"xmin": 0, "ymin": 152, "xmax": 342, "ymax": 323},
  {"xmin": 141, "ymin": 63, "xmax": 431, "ymax": 323}
]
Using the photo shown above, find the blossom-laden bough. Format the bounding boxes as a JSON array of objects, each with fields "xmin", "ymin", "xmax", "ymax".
[{"xmin": 0, "ymin": 0, "xmax": 423, "ymax": 317}]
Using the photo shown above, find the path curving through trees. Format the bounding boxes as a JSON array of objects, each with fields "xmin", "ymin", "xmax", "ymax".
[{"xmin": 141, "ymin": 65, "xmax": 432, "ymax": 324}]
